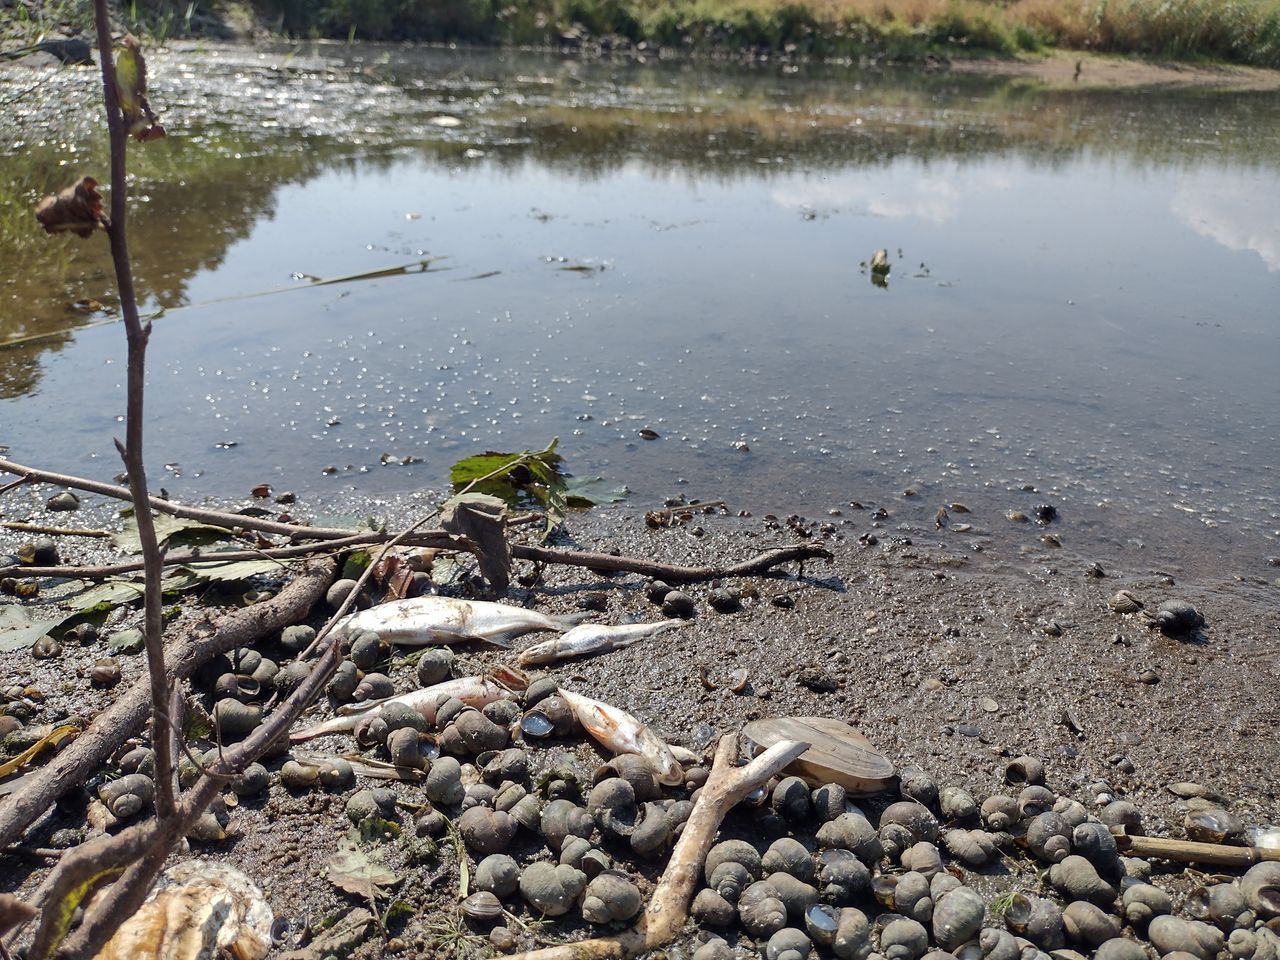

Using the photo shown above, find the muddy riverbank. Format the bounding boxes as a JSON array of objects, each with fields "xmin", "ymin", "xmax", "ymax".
[{"xmin": 1, "ymin": 483, "xmax": 1277, "ymax": 956}]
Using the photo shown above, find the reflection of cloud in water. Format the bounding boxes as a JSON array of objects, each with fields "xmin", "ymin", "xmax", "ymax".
[
  {"xmin": 1172, "ymin": 172, "xmax": 1280, "ymax": 272},
  {"xmin": 772, "ymin": 167, "xmax": 1012, "ymax": 224}
]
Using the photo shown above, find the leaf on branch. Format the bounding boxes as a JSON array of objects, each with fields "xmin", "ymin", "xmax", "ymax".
[
  {"xmin": 114, "ymin": 34, "xmax": 165, "ymax": 143},
  {"xmin": 114, "ymin": 513, "xmax": 237, "ymax": 553},
  {"xmin": 34, "ymin": 176, "xmax": 105, "ymax": 238},
  {"xmin": 440, "ymin": 493, "xmax": 511, "ymax": 594},
  {"xmin": 162, "ymin": 557, "xmax": 289, "ymax": 590}
]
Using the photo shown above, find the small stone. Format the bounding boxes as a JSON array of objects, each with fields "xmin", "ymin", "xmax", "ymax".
[
  {"xmin": 489, "ymin": 926, "xmax": 517, "ymax": 952},
  {"xmin": 326, "ymin": 578, "xmax": 362, "ymax": 610},
  {"xmin": 280, "ymin": 624, "xmax": 316, "ymax": 651}
]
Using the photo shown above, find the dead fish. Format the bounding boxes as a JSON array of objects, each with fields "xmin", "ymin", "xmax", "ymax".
[
  {"xmin": 337, "ymin": 596, "xmax": 591, "ymax": 648},
  {"xmin": 290, "ymin": 673, "xmax": 522, "ymax": 741},
  {"xmin": 558, "ymin": 689, "xmax": 684, "ymax": 786},
  {"xmin": 517, "ymin": 619, "xmax": 683, "ymax": 666}
]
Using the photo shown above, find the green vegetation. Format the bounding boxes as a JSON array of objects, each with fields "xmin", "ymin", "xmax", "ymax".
[{"xmin": 4, "ymin": 0, "xmax": 1279, "ymax": 66}]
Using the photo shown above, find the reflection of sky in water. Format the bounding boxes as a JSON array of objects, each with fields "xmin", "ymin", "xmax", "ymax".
[
  {"xmin": 1172, "ymin": 170, "xmax": 1280, "ymax": 271},
  {"xmin": 2, "ymin": 48, "xmax": 1278, "ymax": 570}
]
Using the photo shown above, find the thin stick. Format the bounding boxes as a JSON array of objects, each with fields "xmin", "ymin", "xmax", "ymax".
[
  {"xmin": 1116, "ymin": 834, "xmax": 1279, "ymax": 867},
  {"xmin": 0, "ymin": 456, "xmax": 454, "ymax": 546},
  {"xmin": 0, "ymin": 522, "xmax": 113, "ymax": 538},
  {"xmin": 510, "ymin": 543, "xmax": 833, "ymax": 582},
  {"xmin": 504, "ymin": 733, "xmax": 810, "ymax": 960},
  {"xmin": 0, "ymin": 531, "xmax": 389, "ymax": 581}
]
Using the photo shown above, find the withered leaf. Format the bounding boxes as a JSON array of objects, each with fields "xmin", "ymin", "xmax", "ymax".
[
  {"xmin": 327, "ymin": 835, "xmax": 399, "ymax": 903},
  {"xmin": 114, "ymin": 35, "xmax": 165, "ymax": 143},
  {"xmin": 34, "ymin": 177, "xmax": 104, "ymax": 238}
]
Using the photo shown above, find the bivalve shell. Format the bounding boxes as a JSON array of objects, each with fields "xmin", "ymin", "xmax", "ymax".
[{"xmin": 461, "ymin": 891, "xmax": 503, "ymax": 925}]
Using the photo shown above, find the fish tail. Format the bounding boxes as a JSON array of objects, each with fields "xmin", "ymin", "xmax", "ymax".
[
  {"xmin": 289, "ymin": 714, "xmax": 356, "ymax": 742},
  {"xmin": 549, "ymin": 611, "xmax": 596, "ymax": 631}
]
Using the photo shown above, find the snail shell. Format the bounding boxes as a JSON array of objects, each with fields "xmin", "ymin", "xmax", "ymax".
[
  {"xmin": 1148, "ymin": 915, "xmax": 1225, "ymax": 960},
  {"xmin": 328, "ymin": 660, "xmax": 361, "ymax": 702},
  {"xmin": 1186, "ymin": 882, "xmax": 1254, "ymax": 931},
  {"xmin": 540, "ymin": 798, "xmax": 594, "ymax": 853},
  {"xmin": 280, "ymin": 759, "xmax": 319, "ymax": 790},
  {"xmin": 943, "ymin": 828, "xmax": 998, "ymax": 868},
  {"xmin": 812, "ymin": 782, "xmax": 849, "ymax": 823},
  {"xmin": 519, "ymin": 861, "xmax": 586, "ymax": 917},
  {"xmin": 581, "ymin": 871, "xmax": 643, "ymax": 925},
  {"xmin": 706, "ymin": 838, "xmax": 763, "ymax": 885},
  {"xmin": 508, "ymin": 793, "xmax": 543, "ymax": 833},
  {"xmin": 979, "ymin": 928, "xmax": 1020, "ymax": 960},
  {"xmin": 1003, "ymin": 756, "xmax": 1046, "ymax": 786},
  {"xmin": 458, "ymin": 806, "xmax": 516, "ymax": 856},
  {"xmin": 932, "ymin": 887, "xmax": 985, "ymax": 951},
  {"xmin": 766, "ymin": 927, "xmax": 814, "ymax": 960},
  {"xmin": 386, "ymin": 727, "xmax": 428, "ymax": 770},
  {"xmin": 1121, "ymin": 881, "xmax": 1171, "ymax": 926},
  {"xmin": 939, "ymin": 786, "xmax": 978, "ymax": 824},
  {"xmin": 1242, "ymin": 862, "xmax": 1280, "ymax": 918},
  {"xmin": 692, "ymin": 888, "xmax": 736, "ymax": 928},
  {"xmin": 274, "ymin": 660, "xmax": 312, "ymax": 694},
  {"xmin": 231, "ymin": 762, "xmax": 268, "ymax": 797},
  {"xmin": 981, "ymin": 795, "xmax": 1021, "ymax": 832},
  {"xmin": 424, "ymin": 755, "xmax": 464, "ymax": 806},
  {"xmin": 773, "ymin": 776, "xmax": 813, "ymax": 823},
  {"xmin": 1071, "ymin": 822, "xmax": 1122, "ymax": 878},
  {"xmin": 1005, "ymin": 894, "xmax": 1065, "ymax": 951},
  {"xmin": 881, "ymin": 916, "xmax": 929, "ymax": 960},
  {"xmin": 894, "ymin": 871, "xmax": 933, "ymax": 925},
  {"xmin": 767, "ymin": 871, "xmax": 819, "ymax": 922},
  {"xmin": 739, "ymin": 881, "xmax": 789, "ymax": 939},
  {"xmin": 1017, "ymin": 786, "xmax": 1056, "ymax": 818},
  {"xmin": 593, "ymin": 753, "xmax": 661, "ymax": 801},
  {"xmin": 99, "ymin": 773, "xmax": 154, "ymax": 818},
  {"xmin": 763, "ymin": 837, "xmax": 816, "ymax": 883},
  {"xmin": 415, "ymin": 647, "xmax": 455, "ymax": 687},
  {"xmin": 900, "ymin": 841, "xmax": 943, "ymax": 879},
  {"xmin": 214, "ymin": 672, "xmax": 260, "ymax": 701},
  {"xmin": 1062, "ymin": 900, "xmax": 1120, "ymax": 948},
  {"xmin": 347, "ymin": 631, "xmax": 386, "ymax": 671},
  {"xmin": 1053, "ymin": 797, "xmax": 1089, "ymax": 827},
  {"xmin": 880, "ymin": 801, "xmax": 940, "ymax": 844},
  {"xmin": 879, "ymin": 821, "xmax": 916, "ymax": 861},
  {"xmin": 818, "ymin": 812, "xmax": 883, "ymax": 865},
  {"xmin": 319, "ymin": 758, "xmax": 355, "ymax": 790},
  {"xmin": 475, "ymin": 853, "xmax": 520, "ymax": 898},
  {"xmin": 352, "ymin": 672, "xmax": 394, "ymax": 702},
  {"xmin": 1099, "ymin": 800, "xmax": 1143, "ymax": 835},
  {"xmin": 212, "ymin": 699, "xmax": 262, "ymax": 737},
  {"xmin": 1025, "ymin": 812, "xmax": 1073, "ymax": 864},
  {"xmin": 1049, "ymin": 856, "xmax": 1117, "ymax": 908},
  {"xmin": 587, "ymin": 777, "xmax": 637, "ymax": 838},
  {"xmin": 899, "ymin": 767, "xmax": 939, "ymax": 810},
  {"xmin": 710, "ymin": 861, "xmax": 753, "ymax": 902},
  {"xmin": 629, "ymin": 802, "xmax": 671, "ymax": 857},
  {"xmin": 832, "ymin": 907, "xmax": 872, "ymax": 960},
  {"xmin": 481, "ymin": 747, "xmax": 530, "ymax": 786}
]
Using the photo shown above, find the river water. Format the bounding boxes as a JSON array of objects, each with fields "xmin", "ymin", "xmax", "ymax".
[{"xmin": 2, "ymin": 44, "xmax": 1278, "ymax": 573}]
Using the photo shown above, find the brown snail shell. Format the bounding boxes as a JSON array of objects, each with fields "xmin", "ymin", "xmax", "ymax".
[
  {"xmin": 692, "ymin": 888, "xmax": 736, "ymax": 928},
  {"xmin": 212, "ymin": 699, "xmax": 262, "ymax": 737},
  {"xmin": 942, "ymin": 828, "xmax": 997, "ymax": 868},
  {"xmin": 459, "ymin": 807, "xmax": 517, "ymax": 856},
  {"xmin": 1017, "ymin": 785, "xmax": 1056, "ymax": 818},
  {"xmin": 1004, "ymin": 756, "xmax": 1046, "ymax": 786},
  {"xmin": 1242, "ymin": 862, "xmax": 1280, "ymax": 918},
  {"xmin": 879, "ymin": 801, "xmax": 939, "ymax": 844},
  {"xmin": 1049, "ymin": 855, "xmax": 1117, "ymax": 907},
  {"xmin": 280, "ymin": 759, "xmax": 320, "ymax": 790},
  {"xmin": 938, "ymin": 786, "xmax": 978, "ymax": 824},
  {"xmin": 817, "ymin": 812, "xmax": 883, "ymax": 864},
  {"xmin": 1122, "ymin": 881, "xmax": 1171, "ymax": 927},
  {"xmin": 1062, "ymin": 900, "xmax": 1121, "ymax": 948},
  {"xmin": 1148, "ymin": 915, "xmax": 1225, "ymax": 960},
  {"xmin": 213, "ymin": 672, "xmax": 260, "ymax": 702},
  {"xmin": 762, "ymin": 836, "xmax": 815, "ymax": 883},
  {"xmin": 352, "ymin": 672, "xmax": 394, "ymax": 702},
  {"xmin": 705, "ymin": 839, "xmax": 763, "ymax": 884},
  {"xmin": 817, "ymin": 849, "xmax": 870, "ymax": 906}
]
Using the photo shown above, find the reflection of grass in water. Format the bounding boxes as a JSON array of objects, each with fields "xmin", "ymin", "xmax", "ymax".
[{"xmin": 257, "ymin": 0, "xmax": 1280, "ymax": 67}]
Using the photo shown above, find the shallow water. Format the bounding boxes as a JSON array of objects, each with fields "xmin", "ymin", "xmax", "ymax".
[{"xmin": 2, "ymin": 44, "xmax": 1278, "ymax": 572}]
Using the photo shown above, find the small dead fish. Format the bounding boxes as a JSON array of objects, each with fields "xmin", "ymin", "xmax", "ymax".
[
  {"xmin": 337, "ymin": 596, "xmax": 591, "ymax": 648},
  {"xmin": 558, "ymin": 689, "xmax": 683, "ymax": 786},
  {"xmin": 290, "ymin": 674, "xmax": 520, "ymax": 741},
  {"xmin": 517, "ymin": 619, "xmax": 682, "ymax": 666}
]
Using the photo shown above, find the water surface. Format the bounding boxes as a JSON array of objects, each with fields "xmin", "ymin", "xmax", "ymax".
[{"xmin": 2, "ymin": 45, "xmax": 1277, "ymax": 572}]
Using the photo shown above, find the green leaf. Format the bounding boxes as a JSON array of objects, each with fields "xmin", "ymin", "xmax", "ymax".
[
  {"xmin": 564, "ymin": 476, "xmax": 630, "ymax": 507},
  {"xmin": 0, "ymin": 607, "xmax": 67, "ymax": 652},
  {"xmin": 341, "ymin": 550, "xmax": 372, "ymax": 583},
  {"xmin": 161, "ymin": 557, "xmax": 288, "ymax": 591},
  {"xmin": 113, "ymin": 513, "xmax": 235, "ymax": 554}
]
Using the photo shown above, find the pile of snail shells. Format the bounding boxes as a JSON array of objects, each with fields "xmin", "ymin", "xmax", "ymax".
[{"xmin": 680, "ymin": 758, "xmax": 1280, "ymax": 960}]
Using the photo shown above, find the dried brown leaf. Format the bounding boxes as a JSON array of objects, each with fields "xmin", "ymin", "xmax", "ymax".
[{"xmin": 34, "ymin": 177, "xmax": 105, "ymax": 238}]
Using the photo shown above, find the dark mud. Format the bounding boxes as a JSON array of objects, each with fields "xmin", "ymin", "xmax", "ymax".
[{"xmin": 1, "ymin": 484, "xmax": 1277, "ymax": 957}]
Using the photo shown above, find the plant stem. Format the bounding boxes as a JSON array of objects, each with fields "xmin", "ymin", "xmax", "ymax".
[{"xmin": 92, "ymin": 0, "xmax": 175, "ymax": 820}]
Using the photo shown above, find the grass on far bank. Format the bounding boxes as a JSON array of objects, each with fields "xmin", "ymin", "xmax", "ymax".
[{"xmin": 5, "ymin": 0, "xmax": 1280, "ymax": 68}]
